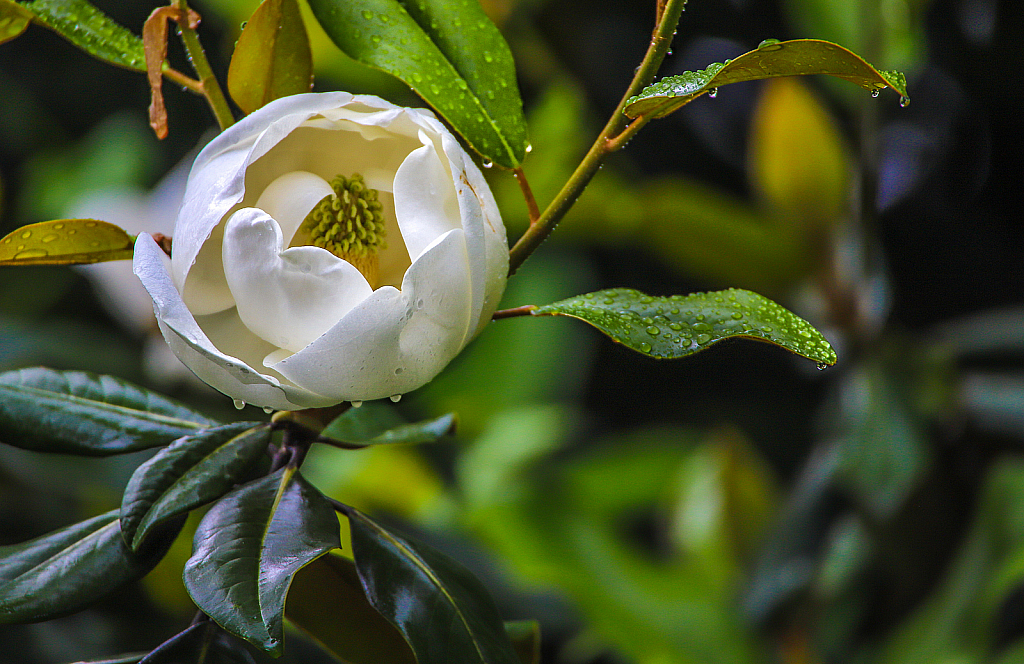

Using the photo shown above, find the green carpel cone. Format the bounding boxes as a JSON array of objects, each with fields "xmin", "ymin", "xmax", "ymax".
[{"xmin": 301, "ymin": 173, "xmax": 387, "ymax": 287}]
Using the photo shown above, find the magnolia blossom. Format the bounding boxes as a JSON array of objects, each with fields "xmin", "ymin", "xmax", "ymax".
[{"xmin": 134, "ymin": 92, "xmax": 508, "ymax": 411}]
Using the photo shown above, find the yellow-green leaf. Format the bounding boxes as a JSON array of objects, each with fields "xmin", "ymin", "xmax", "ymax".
[
  {"xmin": 0, "ymin": 219, "xmax": 135, "ymax": 266},
  {"xmin": 0, "ymin": 0, "xmax": 31, "ymax": 45},
  {"xmin": 624, "ymin": 39, "xmax": 909, "ymax": 119},
  {"xmin": 227, "ymin": 0, "xmax": 313, "ymax": 115}
]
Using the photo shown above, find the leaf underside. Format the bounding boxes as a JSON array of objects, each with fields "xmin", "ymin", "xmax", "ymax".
[
  {"xmin": 0, "ymin": 368, "xmax": 219, "ymax": 455},
  {"xmin": 625, "ymin": 39, "xmax": 909, "ymax": 119},
  {"xmin": 319, "ymin": 401, "xmax": 457, "ymax": 447},
  {"xmin": 305, "ymin": 0, "xmax": 528, "ymax": 168},
  {"xmin": 532, "ymin": 288, "xmax": 837, "ymax": 366}
]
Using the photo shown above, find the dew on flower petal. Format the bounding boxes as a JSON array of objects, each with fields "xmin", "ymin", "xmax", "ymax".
[
  {"xmin": 263, "ymin": 406, "xmax": 274, "ymax": 414},
  {"xmin": 351, "ymin": 400, "xmax": 363, "ymax": 408},
  {"xmin": 390, "ymin": 394, "xmax": 402, "ymax": 403},
  {"xmin": 233, "ymin": 399, "xmax": 246, "ymax": 410},
  {"xmin": 394, "ymin": 367, "xmax": 405, "ymax": 375}
]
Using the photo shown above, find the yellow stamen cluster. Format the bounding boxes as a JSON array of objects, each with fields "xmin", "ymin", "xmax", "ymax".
[{"xmin": 301, "ymin": 173, "xmax": 387, "ymax": 287}]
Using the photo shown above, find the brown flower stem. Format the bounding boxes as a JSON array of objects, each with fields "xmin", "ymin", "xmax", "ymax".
[
  {"xmin": 513, "ymin": 167, "xmax": 541, "ymax": 225},
  {"xmin": 507, "ymin": 0, "xmax": 687, "ymax": 275},
  {"xmin": 492, "ymin": 304, "xmax": 538, "ymax": 320}
]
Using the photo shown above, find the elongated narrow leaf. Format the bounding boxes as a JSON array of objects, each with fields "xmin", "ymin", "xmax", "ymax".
[
  {"xmin": 0, "ymin": 219, "xmax": 135, "ymax": 266},
  {"xmin": 0, "ymin": 0, "xmax": 31, "ymax": 45},
  {"xmin": 0, "ymin": 510, "xmax": 182, "ymax": 623},
  {"xmin": 320, "ymin": 401, "xmax": 456, "ymax": 447},
  {"xmin": 121, "ymin": 423, "xmax": 271, "ymax": 551},
  {"xmin": 625, "ymin": 39, "xmax": 909, "ymax": 119},
  {"xmin": 532, "ymin": 288, "xmax": 837, "ymax": 366},
  {"xmin": 0, "ymin": 368, "xmax": 219, "ymax": 455},
  {"xmin": 306, "ymin": 0, "xmax": 527, "ymax": 168},
  {"xmin": 227, "ymin": 0, "xmax": 313, "ymax": 115},
  {"xmin": 346, "ymin": 508, "xmax": 521, "ymax": 664},
  {"xmin": 287, "ymin": 553, "xmax": 416, "ymax": 664},
  {"xmin": 184, "ymin": 469, "xmax": 341, "ymax": 655},
  {"xmin": 15, "ymin": 0, "xmax": 146, "ymax": 71}
]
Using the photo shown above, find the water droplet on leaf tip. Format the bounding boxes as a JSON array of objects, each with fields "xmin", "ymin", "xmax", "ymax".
[
  {"xmin": 899, "ymin": 96, "xmax": 910, "ymax": 107},
  {"xmin": 233, "ymin": 399, "xmax": 245, "ymax": 410},
  {"xmin": 816, "ymin": 362, "xmax": 828, "ymax": 371},
  {"xmin": 707, "ymin": 88, "xmax": 718, "ymax": 98}
]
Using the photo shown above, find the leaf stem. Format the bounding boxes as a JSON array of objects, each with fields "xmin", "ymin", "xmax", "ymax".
[
  {"xmin": 507, "ymin": 0, "xmax": 687, "ymax": 275},
  {"xmin": 173, "ymin": 0, "xmax": 234, "ymax": 132},
  {"xmin": 162, "ymin": 65, "xmax": 203, "ymax": 95},
  {"xmin": 492, "ymin": 304, "xmax": 538, "ymax": 319}
]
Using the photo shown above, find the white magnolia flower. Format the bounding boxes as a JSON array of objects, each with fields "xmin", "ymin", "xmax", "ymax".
[{"xmin": 133, "ymin": 92, "xmax": 508, "ymax": 411}]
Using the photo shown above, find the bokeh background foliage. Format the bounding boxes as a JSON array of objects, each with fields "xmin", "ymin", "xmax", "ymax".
[{"xmin": 2, "ymin": 0, "xmax": 1023, "ymax": 663}]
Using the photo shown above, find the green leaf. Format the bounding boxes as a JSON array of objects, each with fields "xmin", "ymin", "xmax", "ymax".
[
  {"xmin": 227, "ymin": 0, "xmax": 313, "ymax": 116},
  {"xmin": 504, "ymin": 620, "xmax": 541, "ymax": 664},
  {"xmin": 120, "ymin": 423, "xmax": 271, "ymax": 551},
  {"xmin": 345, "ymin": 507, "xmax": 521, "ymax": 664},
  {"xmin": 0, "ymin": 0, "xmax": 31, "ymax": 45},
  {"xmin": 0, "ymin": 367, "xmax": 219, "ymax": 456},
  {"xmin": 320, "ymin": 401, "xmax": 457, "ymax": 447},
  {"xmin": 306, "ymin": 0, "xmax": 528, "ymax": 168},
  {"xmin": 531, "ymin": 288, "xmax": 837, "ymax": 366},
  {"xmin": 183, "ymin": 468, "xmax": 341, "ymax": 655},
  {"xmin": 0, "ymin": 510, "xmax": 182, "ymax": 623},
  {"xmin": 0, "ymin": 219, "xmax": 135, "ymax": 266},
  {"xmin": 14, "ymin": 0, "xmax": 146, "ymax": 71},
  {"xmin": 624, "ymin": 39, "xmax": 909, "ymax": 119},
  {"xmin": 287, "ymin": 553, "xmax": 417, "ymax": 664}
]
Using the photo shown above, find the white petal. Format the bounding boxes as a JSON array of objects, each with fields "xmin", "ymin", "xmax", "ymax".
[
  {"xmin": 393, "ymin": 137, "xmax": 461, "ymax": 263},
  {"xmin": 133, "ymin": 233, "xmax": 329, "ymax": 410},
  {"xmin": 222, "ymin": 207, "xmax": 372, "ymax": 352},
  {"xmin": 254, "ymin": 171, "xmax": 335, "ymax": 244},
  {"xmin": 272, "ymin": 228, "xmax": 473, "ymax": 401}
]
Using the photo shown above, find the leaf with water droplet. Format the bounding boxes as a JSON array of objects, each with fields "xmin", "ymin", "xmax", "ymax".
[
  {"xmin": 319, "ymin": 400, "xmax": 456, "ymax": 447},
  {"xmin": 0, "ymin": 219, "xmax": 134, "ymax": 266},
  {"xmin": 227, "ymin": 0, "xmax": 313, "ymax": 115},
  {"xmin": 0, "ymin": 1, "xmax": 32, "ymax": 46},
  {"xmin": 305, "ymin": 0, "xmax": 527, "ymax": 168},
  {"xmin": 532, "ymin": 288, "xmax": 837, "ymax": 366},
  {"xmin": 12, "ymin": 0, "xmax": 147, "ymax": 71},
  {"xmin": 624, "ymin": 39, "xmax": 909, "ymax": 119}
]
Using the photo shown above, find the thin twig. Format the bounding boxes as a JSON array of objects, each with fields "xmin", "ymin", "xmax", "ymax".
[
  {"xmin": 507, "ymin": 0, "xmax": 687, "ymax": 275},
  {"xmin": 162, "ymin": 66, "xmax": 202, "ymax": 94},
  {"xmin": 173, "ymin": 0, "xmax": 234, "ymax": 132}
]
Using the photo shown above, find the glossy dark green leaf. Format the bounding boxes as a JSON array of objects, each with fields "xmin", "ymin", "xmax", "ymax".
[
  {"xmin": 306, "ymin": 0, "xmax": 527, "ymax": 168},
  {"xmin": 13, "ymin": 0, "xmax": 146, "ymax": 71},
  {"xmin": 532, "ymin": 288, "xmax": 837, "ymax": 366},
  {"xmin": 227, "ymin": 0, "xmax": 313, "ymax": 115},
  {"xmin": 625, "ymin": 39, "xmax": 909, "ymax": 119},
  {"xmin": 0, "ymin": 368, "xmax": 219, "ymax": 455},
  {"xmin": 121, "ymin": 423, "xmax": 271, "ymax": 551},
  {"xmin": 0, "ymin": 0, "xmax": 31, "ymax": 45},
  {"xmin": 183, "ymin": 468, "xmax": 341, "ymax": 655},
  {"xmin": 504, "ymin": 620, "xmax": 541, "ymax": 664},
  {"xmin": 346, "ymin": 507, "xmax": 521, "ymax": 664},
  {"xmin": 0, "ymin": 510, "xmax": 182, "ymax": 623},
  {"xmin": 0, "ymin": 219, "xmax": 135, "ymax": 266},
  {"xmin": 286, "ymin": 553, "xmax": 416, "ymax": 664},
  {"xmin": 320, "ymin": 401, "xmax": 456, "ymax": 447}
]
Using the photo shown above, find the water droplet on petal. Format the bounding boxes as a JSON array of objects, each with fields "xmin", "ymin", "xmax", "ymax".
[
  {"xmin": 351, "ymin": 400, "xmax": 363, "ymax": 408},
  {"xmin": 390, "ymin": 394, "xmax": 402, "ymax": 403},
  {"xmin": 233, "ymin": 399, "xmax": 246, "ymax": 410},
  {"xmin": 263, "ymin": 406, "xmax": 274, "ymax": 414}
]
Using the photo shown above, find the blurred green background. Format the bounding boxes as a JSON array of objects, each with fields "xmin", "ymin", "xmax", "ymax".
[{"xmin": 3, "ymin": 0, "xmax": 1024, "ymax": 662}]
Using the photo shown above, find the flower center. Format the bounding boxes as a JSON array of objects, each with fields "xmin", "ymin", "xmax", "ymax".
[{"xmin": 301, "ymin": 173, "xmax": 387, "ymax": 287}]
